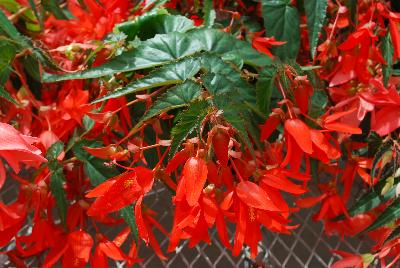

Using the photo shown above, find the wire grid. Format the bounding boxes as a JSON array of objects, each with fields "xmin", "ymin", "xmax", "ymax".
[{"xmin": 0, "ymin": 179, "xmax": 373, "ymax": 268}]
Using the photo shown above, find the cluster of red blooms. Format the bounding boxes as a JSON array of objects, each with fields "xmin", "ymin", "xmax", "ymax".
[{"xmin": 1, "ymin": 0, "xmax": 400, "ymax": 267}]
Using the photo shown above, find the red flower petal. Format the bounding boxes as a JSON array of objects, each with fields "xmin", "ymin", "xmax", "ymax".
[
  {"xmin": 284, "ymin": 119, "xmax": 313, "ymax": 154},
  {"xmin": 212, "ymin": 130, "xmax": 230, "ymax": 167},
  {"xmin": 236, "ymin": 181, "xmax": 281, "ymax": 211},
  {"xmin": 68, "ymin": 230, "xmax": 93, "ymax": 262},
  {"xmin": 261, "ymin": 174, "xmax": 307, "ymax": 195},
  {"xmin": 182, "ymin": 157, "xmax": 208, "ymax": 206}
]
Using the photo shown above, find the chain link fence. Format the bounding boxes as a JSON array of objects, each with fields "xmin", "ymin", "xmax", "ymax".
[{"xmin": 0, "ymin": 178, "xmax": 372, "ymax": 268}]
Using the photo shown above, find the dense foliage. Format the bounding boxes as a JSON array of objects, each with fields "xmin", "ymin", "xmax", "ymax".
[{"xmin": 1, "ymin": 0, "xmax": 400, "ymax": 267}]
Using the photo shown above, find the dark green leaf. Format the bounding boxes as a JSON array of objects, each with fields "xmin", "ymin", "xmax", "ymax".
[
  {"xmin": 304, "ymin": 0, "xmax": 328, "ymax": 58},
  {"xmin": 309, "ymin": 88, "xmax": 328, "ymax": 118},
  {"xmin": 261, "ymin": 0, "xmax": 300, "ymax": 60},
  {"xmin": 72, "ymin": 140, "xmax": 137, "ymax": 239},
  {"xmin": 43, "ymin": 32, "xmax": 204, "ymax": 82},
  {"xmin": 213, "ymin": 95, "xmax": 253, "ymax": 152},
  {"xmin": 385, "ymin": 225, "xmax": 400, "ymax": 244},
  {"xmin": 46, "ymin": 141, "xmax": 64, "ymax": 160},
  {"xmin": 72, "ymin": 140, "xmax": 119, "ymax": 186},
  {"xmin": 43, "ymin": 29, "xmax": 272, "ymax": 82},
  {"xmin": 49, "ymin": 168, "xmax": 68, "ymax": 225},
  {"xmin": 382, "ymin": 33, "xmax": 394, "ymax": 87},
  {"xmin": 42, "ymin": 0, "xmax": 68, "ymax": 20},
  {"xmin": 170, "ymin": 100, "xmax": 210, "ymax": 156},
  {"xmin": 46, "ymin": 142, "xmax": 67, "ymax": 225},
  {"xmin": 82, "ymin": 115, "xmax": 95, "ymax": 132},
  {"xmin": 371, "ymin": 140, "xmax": 393, "ymax": 179},
  {"xmin": 93, "ymin": 57, "xmax": 201, "ymax": 103},
  {"xmin": 116, "ymin": 13, "xmax": 195, "ymax": 41},
  {"xmin": 142, "ymin": 80, "xmax": 202, "ymax": 121},
  {"xmin": 0, "ymin": 9, "xmax": 26, "ymax": 43},
  {"xmin": 21, "ymin": 56, "xmax": 41, "ymax": 81},
  {"xmin": 362, "ymin": 198, "xmax": 400, "ymax": 233},
  {"xmin": 0, "ymin": 86, "xmax": 18, "ymax": 104},
  {"xmin": 346, "ymin": 176, "xmax": 400, "ymax": 217},
  {"xmin": 202, "ymin": 72, "xmax": 255, "ymax": 103},
  {"xmin": 188, "ymin": 29, "xmax": 272, "ymax": 67},
  {"xmin": 120, "ymin": 206, "xmax": 139, "ymax": 243},
  {"xmin": 256, "ymin": 68, "xmax": 276, "ymax": 116}
]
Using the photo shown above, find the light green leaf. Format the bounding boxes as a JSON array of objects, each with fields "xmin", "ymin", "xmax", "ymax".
[
  {"xmin": 203, "ymin": 0, "xmax": 216, "ymax": 28},
  {"xmin": 304, "ymin": 0, "xmax": 328, "ymax": 58},
  {"xmin": 261, "ymin": 0, "xmax": 300, "ymax": 60}
]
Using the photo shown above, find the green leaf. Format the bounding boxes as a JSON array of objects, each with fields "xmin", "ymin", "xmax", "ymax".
[
  {"xmin": 200, "ymin": 54, "xmax": 255, "ymax": 102},
  {"xmin": 385, "ymin": 225, "xmax": 400, "ymax": 244},
  {"xmin": 42, "ymin": 0, "xmax": 68, "ymax": 20},
  {"xmin": 261, "ymin": 0, "xmax": 300, "ymax": 60},
  {"xmin": 213, "ymin": 95, "xmax": 254, "ymax": 152},
  {"xmin": 304, "ymin": 0, "xmax": 328, "ymax": 58},
  {"xmin": 170, "ymin": 100, "xmax": 210, "ymax": 156},
  {"xmin": 46, "ymin": 141, "xmax": 64, "ymax": 160},
  {"xmin": 362, "ymin": 198, "xmax": 400, "ymax": 233},
  {"xmin": 309, "ymin": 88, "xmax": 328, "ymax": 118},
  {"xmin": 28, "ymin": 0, "xmax": 43, "ymax": 30},
  {"xmin": 120, "ymin": 206, "xmax": 139, "ymax": 243},
  {"xmin": 382, "ymin": 33, "xmax": 394, "ymax": 87},
  {"xmin": 20, "ymin": 55, "xmax": 41, "ymax": 81},
  {"xmin": 0, "ymin": 9, "xmax": 26, "ymax": 44},
  {"xmin": 142, "ymin": 80, "xmax": 202, "ymax": 121},
  {"xmin": 43, "ymin": 32, "xmax": 204, "ymax": 82},
  {"xmin": 46, "ymin": 142, "xmax": 67, "ymax": 225},
  {"xmin": 93, "ymin": 57, "xmax": 201, "ymax": 103},
  {"xmin": 256, "ymin": 68, "xmax": 276, "ymax": 116},
  {"xmin": 203, "ymin": 0, "xmax": 216, "ymax": 28},
  {"xmin": 0, "ymin": 86, "xmax": 18, "ymax": 104},
  {"xmin": 202, "ymin": 72, "xmax": 254, "ymax": 103},
  {"xmin": 188, "ymin": 29, "xmax": 272, "ymax": 67},
  {"xmin": 346, "ymin": 175, "xmax": 400, "ymax": 217},
  {"xmin": 72, "ymin": 140, "xmax": 119, "ymax": 186},
  {"xmin": 371, "ymin": 140, "xmax": 393, "ymax": 179},
  {"xmin": 43, "ymin": 29, "xmax": 272, "ymax": 82},
  {"xmin": 50, "ymin": 168, "xmax": 68, "ymax": 225},
  {"xmin": 116, "ymin": 13, "xmax": 195, "ymax": 41},
  {"xmin": 72, "ymin": 140, "xmax": 138, "ymax": 240}
]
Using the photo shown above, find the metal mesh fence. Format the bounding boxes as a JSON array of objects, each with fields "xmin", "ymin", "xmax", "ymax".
[{"xmin": 0, "ymin": 179, "xmax": 373, "ymax": 268}]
